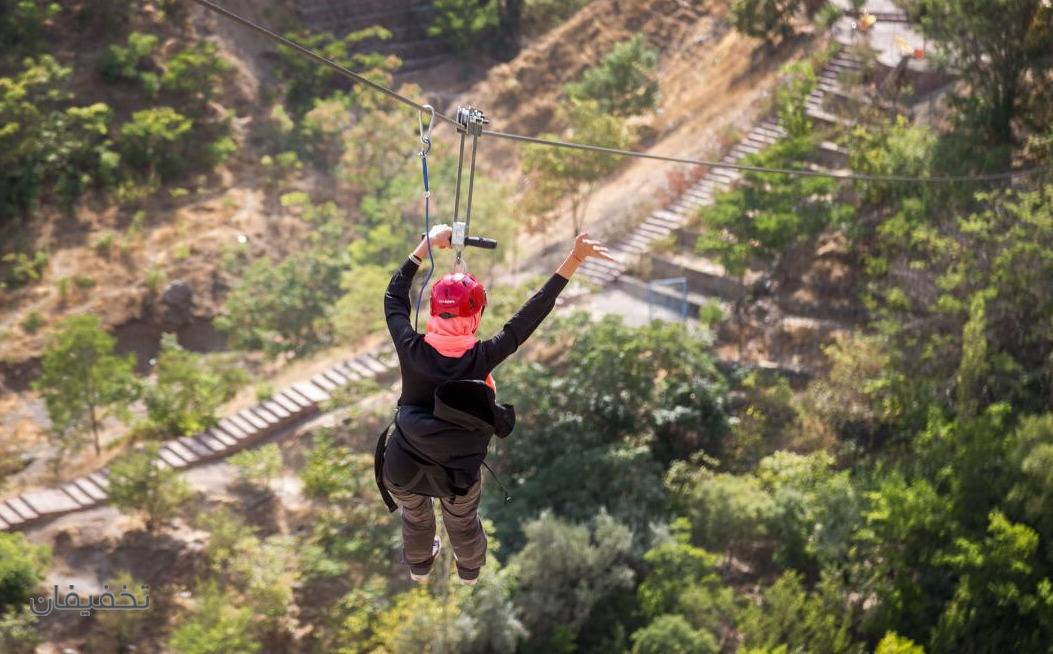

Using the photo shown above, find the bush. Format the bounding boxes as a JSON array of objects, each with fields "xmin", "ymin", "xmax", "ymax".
[
  {"xmin": 107, "ymin": 442, "xmax": 193, "ymax": 531},
  {"xmin": 1, "ymin": 250, "xmax": 48, "ymax": 288},
  {"xmin": 97, "ymin": 32, "xmax": 160, "ymax": 93},
  {"xmin": 118, "ymin": 106, "xmax": 193, "ymax": 184},
  {"xmin": 0, "ymin": 532, "xmax": 51, "ymax": 611},
  {"xmin": 565, "ymin": 35, "xmax": 659, "ymax": 116},
  {"xmin": 0, "ymin": 0, "xmax": 60, "ymax": 61},
  {"xmin": 229, "ymin": 444, "xmax": 282, "ymax": 490},
  {"xmin": 631, "ymin": 614, "xmax": 719, "ymax": 654},
  {"xmin": 160, "ymin": 41, "xmax": 231, "ymax": 111},
  {"xmin": 19, "ymin": 311, "xmax": 42, "ymax": 334},
  {"xmin": 169, "ymin": 581, "xmax": 260, "ymax": 654},
  {"xmin": 0, "ymin": 608, "xmax": 40, "ymax": 654},
  {"xmin": 217, "ymin": 248, "xmax": 344, "ymax": 357},
  {"xmin": 0, "ymin": 55, "xmax": 72, "ymax": 220},
  {"xmin": 274, "ymin": 27, "xmax": 398, "ymax": 116},
  {"xmin": 427, "ymin": 0, "xmax": 498, "ymax": 53},
  {"xmin": 141, "ymin": 335, "xmax": 244, "ymax": 437},
  {"xmin": 731, "ymin": 0, "xmax": 804, "ymax": 44}
]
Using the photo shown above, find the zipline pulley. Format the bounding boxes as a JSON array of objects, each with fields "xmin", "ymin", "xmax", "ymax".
[{"xmin": 450, "ymin": 105, "xmax": 496, "ymax": 273}]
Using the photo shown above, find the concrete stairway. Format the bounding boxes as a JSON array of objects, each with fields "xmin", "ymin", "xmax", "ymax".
[
  {"xmin": 576, "ymin": 49, "xmax": 865, "ymax": 289},
  {"xmin": 0, "ymin": 348, "xmax": 399, "ymax": 532}
]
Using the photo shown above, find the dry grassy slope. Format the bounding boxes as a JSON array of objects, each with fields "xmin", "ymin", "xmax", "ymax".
[
  {"xmin": 450, "ymin": 0, "xmax": 820, "ymax": 261},
  {"xmin": 0, "ymin": 1, "xmax": 310, "ymax": 369}
]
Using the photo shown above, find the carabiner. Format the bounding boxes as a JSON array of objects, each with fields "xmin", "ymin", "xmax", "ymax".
[{"xmin": 418, "ymin": 104, "xmax": 434, "ymax": 156}]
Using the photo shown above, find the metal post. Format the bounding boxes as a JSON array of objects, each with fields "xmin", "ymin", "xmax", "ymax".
[
  {"xmin": 452, "ymin": 131, "xmax": 466, "ymax": 223},
  {"xmin": 464, "ymin": 131, "xmax": 480, "ymax": 236}
]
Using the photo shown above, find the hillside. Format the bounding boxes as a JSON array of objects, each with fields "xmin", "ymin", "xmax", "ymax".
[
  {"xmin": 4, "ymin": 1, "xmax": 1053, "ymax": 653},
  {"xmin": 0, "ymin": 0, "xmax": 807, "ymax": 485}
]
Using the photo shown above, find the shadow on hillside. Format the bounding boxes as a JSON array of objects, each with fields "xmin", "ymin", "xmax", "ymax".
[{"xmin": 731, "ymin": 32, "xmax": 816, "ymax": 91}]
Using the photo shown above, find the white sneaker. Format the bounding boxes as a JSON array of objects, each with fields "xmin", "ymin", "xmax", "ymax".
[{"xmin": 409, "ymin": 538, "xmax": 441, "ymax": 583}]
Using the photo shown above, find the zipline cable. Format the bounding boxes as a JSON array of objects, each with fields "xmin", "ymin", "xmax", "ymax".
[
  {"xmin": 187, "ymin": 0, "xmax": 460, "ymax": 127},
  {"xmin": 481, "ymin": 130, "xmax": 1039, "ymax": 183},
  {"xmin": 187, "ymin": 0, "xmax": 1044, "ymax": 185}
]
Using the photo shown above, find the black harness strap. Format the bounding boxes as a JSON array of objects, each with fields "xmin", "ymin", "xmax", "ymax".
[{"xmin": 374, "ymin": 420, "xmax": 398, "ymax": 513}]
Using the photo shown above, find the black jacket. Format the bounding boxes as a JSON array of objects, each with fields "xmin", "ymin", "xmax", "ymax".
[
  {"xmin": 375, "ymin": 257, "xmax": 567, "ymax": 510},
  {"xmin": 384, "ymin": 256, "xmax": 568, "ymax": 408},
  {"xmin": 376, "ymin": 379, "xmax": 515, "ymax": 509}
]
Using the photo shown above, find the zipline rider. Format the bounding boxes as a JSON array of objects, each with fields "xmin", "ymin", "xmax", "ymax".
[{"xmin": 375, "ymin": 224, "xmax": 616, "ymax": 585}]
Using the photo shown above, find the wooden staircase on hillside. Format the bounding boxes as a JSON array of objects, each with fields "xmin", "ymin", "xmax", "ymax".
[{"xmin": 0, "ymin": 349, "xmax": 400, "ymax": 532}]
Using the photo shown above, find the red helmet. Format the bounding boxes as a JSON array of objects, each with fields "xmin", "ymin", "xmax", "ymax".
[{"xmin": 430, "ymin": 272, "xmax": 487, "ymax": 318}]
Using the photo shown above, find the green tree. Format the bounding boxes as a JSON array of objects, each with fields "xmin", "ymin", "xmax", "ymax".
[
  {"xmin": 901, "ymin": 0, "xmax": 1053, "ymax": 144},
  {"xmin": 730, "ymin": 0, "xmax": 805, "ymax": 45},
  {"xmin": 756, "ymin": 451, "xmax": 861, "ymax": 573},
  {"xmin": 169, "ymin": 580, "xmax": 260, "ymax": 654},
  {"xmin": 161, "ymin": 41, "xmax": 231, "ymax": 112},
  {"xmin": 118, "ymin": 106, "xmax": 193, "ymax": 185},
  {"xmin": 331, "ymin": 264, "xmax": 393, "ymax": 340},
  {"xmin": 299, "ymin": 432, "xmax": 397, "ymax": 575},
  {"xmin": 34, "ymin": 314, "xmax": 138, "ymax": 458},
  {"xmin": 1005, "ymin": 414, "xmax": 1053, "ymax": 558},
  {"xmin": 0, "ymin": 0, "xmax": 59, "ymax": 60},
  {"xmin": 631, "ymin": 614, "xmax": 719, "ymax": 654},
  {"xmin": 564, "ymin": 35, "xmax": 659, "ymax": 116},
  {"xmin": 775, "ymin": 61, "xmax": 818, "ymax": 139},
  {"xmin": 667, "ymin": 465, "xmax": 775, "ymax": 567},
  {"xmin": 848, "ymin": 474, "xmax": 956, "ymax": 643},
  {"xmin": 874, "ymin": 633, "xmax": 925, "ymax": 654},
  {"xmin": 97, "ymin": 32, "xmax": 160, "ymax": 92},
  {"xmin": 0, "ymin": 607, "xmax": 40, "ymax": 654},
  {"xmin": 738, "ymin": 570, "xmax": 864, "ymax": 654},
  {"xmin": 0, "ymin": 532, "xmax": 50, "ymax": 610},
  {"xmin": 274, "ymin": 27, "xmax": 399, "ymax": 116},
  {"xmin": 522, "ymin": 99, "xmax": 633, "ymax": 236},
  {"xmin": 46, "ymin": 103, "xmax": 121, "ymax": 211},
  {"xmin": 636, "ymin": 519, "xmax": 735, "ymax": 641},
  {"xmin": 510, "ymin": 510, "xmax": 635, "ymax": 651},
  {"xmin": 696, "ymin": 63, "xmax": 852, "ymax": 277},
  {"xmin": 216, "ymin": 247, "xmax": 344, "ymax": 357},
  {"xmin": 141, "ymin": 335, "xmax": 241, "ymax": 438},
  {"xmin": 107, "ymin": 442, "xmax": 192, "ymax": 531},
  {"xmin": 930, "ymin": 511, "xmax": 1053, "ymax": 653},
  {"xmin": 460, "ymin": 565, "xmax": 527, "ymax": 654},
  {"xmin": 229, "ymin": 443, "xmax": 283, "ymax": 491},
  {"xmin": 428, "ymin": 0, "xmax": 499, "ymax": 53},
  {"xmin": 88, "ymin": 570, "xmax": 149, "ymax": 652},
  {"xmin": 371, "ymin": 587, "xmax": 468, "ymax": 654},
  {"xmin": 696, "ymin": 136, "xmax": 854, "ymax": 276},
  {"xmin": 0, "ymin": 55, "xmax": 71, "ymax": 221},
  {"xmin": 490, "ymin": 314, "xmax": 727, "ymax": 546}
]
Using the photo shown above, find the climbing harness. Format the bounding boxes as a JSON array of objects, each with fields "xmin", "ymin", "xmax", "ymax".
[{"xmin": 186, "ymin": 0, "xmax": 1043, "ymax": 185}]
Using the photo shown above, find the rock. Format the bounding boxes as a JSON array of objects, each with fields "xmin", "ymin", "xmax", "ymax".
[{"xmin": 160, "ymin": 280, "xmax": 194, "ymax": 330}]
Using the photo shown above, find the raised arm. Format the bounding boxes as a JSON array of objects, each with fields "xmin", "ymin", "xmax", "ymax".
[
  {"xmin": 482, "ymin": 233, "xmax": 615, "ymax": 366},
  {"xmin": 385, "ymin": 224, "xmax": 452, "ymax": 348}
]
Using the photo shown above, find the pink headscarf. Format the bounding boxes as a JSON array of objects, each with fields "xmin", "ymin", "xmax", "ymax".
[{"xmin": 424, "ymin": 314, "xmax": 496, "ymax": 392}]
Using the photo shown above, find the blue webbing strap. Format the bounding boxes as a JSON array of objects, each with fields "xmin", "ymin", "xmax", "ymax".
[{"xmin": 414, "ymin": 153, "xmax": 433, "ymax": 332}]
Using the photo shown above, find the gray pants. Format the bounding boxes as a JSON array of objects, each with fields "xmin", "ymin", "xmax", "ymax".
[{"xmin": 385, "ymin": 477, "xmax": 487, "ymax": 570}]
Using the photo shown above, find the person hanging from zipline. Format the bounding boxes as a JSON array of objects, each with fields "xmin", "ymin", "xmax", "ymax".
[{"xmin": 375, "ymin": 224, "xmax": 616, "ymax": 585}]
